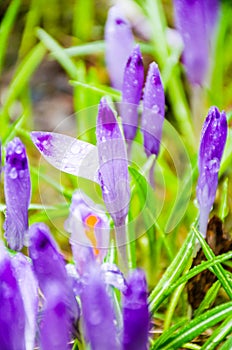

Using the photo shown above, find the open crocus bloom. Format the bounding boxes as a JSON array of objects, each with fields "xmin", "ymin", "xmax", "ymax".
[
  {"xmin": 65, "ymin": 190, "xmax": 110, "ymax": 267},
  {"xmin": 197, "ymin": 106, "xmax": 227, "ymax": 237}
]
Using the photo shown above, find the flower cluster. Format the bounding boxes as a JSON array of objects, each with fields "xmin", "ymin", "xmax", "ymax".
[{"xmin": 0, "ymin": 137, "xmax": 149, "ymax": 349}]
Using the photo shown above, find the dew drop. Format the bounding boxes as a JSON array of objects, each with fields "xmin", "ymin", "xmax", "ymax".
[
  {"xmin": 9, "ymin": 167, "xmax": 18, "ymax": 179},
  {"xmin": 207, "ymin": 158, "xmax": 220, "ymax": 173},
  {"xmin": 133, "ymin": 79, "xmax": 138, "ymax": 87},
  {"xmin": 152, "ymin": 105, "xmax": 159, "ymax": 113},
  {"xmin": 15, "ymin": 145, "xmax": 23, "ymax": 154},
  {"xmin": 102, "ymin": 185, "xmax": 110, "ymax": 194}
]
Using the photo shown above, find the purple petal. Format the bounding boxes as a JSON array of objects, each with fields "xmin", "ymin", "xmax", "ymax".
[
  {"xmin": 31, "ymin": 131, "xmax": 99, "ymax": 183},
  {"xmin": 12, "ymin": 253, "xmax": 38, "ymax": 350},
  {"xmin": 4, "ymin": 137, "xmax": 31, "ymax": 250},
  {"xmin": 121, "ymin": 45, "xmax": 144, "ymax": 142},
  {"xmin": 96, "ymin": 98, "xmax": 130, "ymax": 227},
  {"xmin": 39, "ymin": 283, "xmax": 71, "ymax": 350},
  {"xmin": 105, "ymin": 6, "xmax": 135, "ymax": 90},
  {"xmin": 173, "ymin": 0, "xmax": 219, "ymax": 85},
  {"xmin": 81, "ymin": 262, "xmax": 120, "ymax": 350},
  {"xmin": 122, "ymin": 269, "xmax": 149, "ymax": 350},
  {"xmin": 65, "ymin": 190, "xmax": 110, "ymax": 263},
  {"xmin": 0, "ymin": 243, "xmax": 26, "ymax": 350},
  {"xmin": 141, "ymin": 62, "xmax": 165, "ymax": 157},
  {"xmin": 28, "ymin": 223, "xmax": 79, "ymax": 323},
  {"xmin": 197, "ymin": 107, "xmax": 227, "ymax": 236}
]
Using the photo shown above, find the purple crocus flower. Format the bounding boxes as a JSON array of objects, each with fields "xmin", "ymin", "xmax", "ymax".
[
  {"xmin": 105, "ymin": 6, "xmax": 134, "ymax": 90},
  {"xmin": 96, "ymin": 98, "xmax": 130, "ymax": 233},
  {"xmin": 0, "ymin": 242, "xmax": 26, "ymax": 350},
  {"xmin": 197, "ymin": 106, "xmax": 227, "ymax": 237},
  {"xmin": 65, "ymin": 190, "xmax": 110, "ymax": 269},
  {"xmin": 28, "ymin": 222, "xmax": 79, "ymax": 345},
  {"xmin": 121, "ymin": 44, "xmax": 144, "ymax": 145},
  {"xmin": 4, "ymin": 137, "xmax": 31, "ymax": 250},
  {"xmin": 122, "ymin": 269, "xmax": 149, "ymax": 350},
  {"xmin": 173, "ymin": 0, "xmax": 219, "ymax": 85},
  {"xmin": 80, "ymin": 261, "xmax": 120, "ymax": 350}
]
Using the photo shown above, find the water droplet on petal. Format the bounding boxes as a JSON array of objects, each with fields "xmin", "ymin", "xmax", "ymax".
[
  {"xmin": 102, "ymin": 185, "xmax": 110, "ymax": 194},
  {"xmin": 15, "ymin": 145, "xmax": 23, "ymax": 154},
  {"xmin": 207, "ymin": 158, "xmax": 220, "ymax": 173},
  {"xmin": 9, "ymin": 167, "xmax": 18, "ymax": 179}
]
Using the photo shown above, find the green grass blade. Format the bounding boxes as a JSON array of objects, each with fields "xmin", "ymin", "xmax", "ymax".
[
  {"xmin": 194, "ymin": 280, "xmax": 221, "ymax": 317},
  {"xmin": 148, "ymin": 224, "xmax": 195, "ymax": 314},
  {"xmin": 37, "ymin": 28, "xmax": 77, "ymax": 79},
  {"xmin": 155, "ymin": 301, "xmax": 232, "ymax": 349},
  {"xmin": 201, "ymin": 314, "xmax": 232, "ymax": 350},
  {"xmin": 70, "ymin": 80, "xmax": 121, "ymax": 100},
  {"xmin": 193, "ymin": 226, "xmax": 232, "ymax": 299},
  {"xmin": 0, "ymin": 0, "xmax": 21, "ymax": 73},
  {"xmin": 0, "ymin": 43, "xmax": 46, "ymax": 134}
]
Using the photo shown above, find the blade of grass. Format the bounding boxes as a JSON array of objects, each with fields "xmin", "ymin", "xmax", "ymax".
[
  {"xmin": 64, "ymin": 41, "xmax": 155, "ymax": 57},
  {"xmin": 154, "ymin": 301, "xmax": 232, "ymax": 350},
  {"xmin": 70, "ymin": 80, "xmax": 121, "ymax": 100},
  {"xmin": 201, "ymin": 314, "xmax": 232, "ymax": 350},
  {"xmin": 0, "ymin": 0, "xmax": 21, "ymax": 73},
  {"xmin": 148, "ymin": 223, "xmax": 196, "ymax": 314},
  {"xmin": 192, "ymin": 226, "xmax": 232, "ymax": 299},
  {"xmin": 36, "ymin": 28, "xmax": 77, "ymax": 79},
  {"xmin": 0, "ymin": 43, "xmax": 46, "ymax": 135},
  {"xmin": 194, "ymin": 280, "xmax": 221, "ymax": 317},
  {"xmin": 218, "ymin": 177, "xmax": 229, "ymax": 220}
]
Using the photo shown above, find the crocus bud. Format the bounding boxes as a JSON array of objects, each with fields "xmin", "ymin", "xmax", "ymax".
[
  {"xmin": 173, "ymin": 0, "xmax": 219, "ymax": 85},
  {"xmin": 28, "ymin": 223, "xmax": 79, "ymax": 325},
  {"xmin": 122, "ymin": 269, "xmax": 149, "ymax": 350},
  {"xmin": 4, "ymin": 137, "xmax": 31, "ymax": 251},
  {"xmin": 65, "ymin": 190, "xmax": 110, "ymax": 267},
  {"xmin": 96, "ymin": 98, "xmax": 130, "ymax": 228},
  {"xmin": 121, "ymin": 45, "xmax": 144, "ymax": 143},
  {"xmin": 12, "ymin": 253, "xmax": 38, "ymax": 350},
  {"xmin": 0, "ymin": 242, "xmax": 26, "ymax": 350},
  {"xmin": 81, "ymin": 262, "xmax": 120, "ymax": 350},
  {"xmin": 105, "ymin": 6, "xmax": 134, "ymax": 90},
  {"xmin": 197, "ymin": 107, "xmax": 227, "ymax": 237},
  {"xmin": 141, "ymin": 62, "xmax": 165, "ymax": 157}
]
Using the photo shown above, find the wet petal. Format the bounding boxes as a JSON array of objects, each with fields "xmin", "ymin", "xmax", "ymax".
[
  {"xmin": 31, "ymin": 131, "xmax": 98, "ymax": 183},
  {"xmin": 96, "ymin": 98, "xmax": 130, "ymax": 227},
  {"xmin": 39, "ymin": 283, "xmax": 71, "ymax": 350},
  {"xmin": 105, "ymin": 6, "xmax": 134, "ymax": 90},
  {"xmin": 81, "ymin": 262, "xmax": 120, "ymax": 350},
  {"xmin": 28, "ymin": 223, "xmax": 79, "ymax": 323},
  {"xmin": 197, "ymin": 107, "xmax": 227, "ymax": 236},
  {"xmin": 0, "ymin": 242, "xmax": 26, "ymax": 350},
  {"xmin": 4, "ymin": 137, "xmax": 31, "ymax": 250},
  {"xmin": 122, "ymin": 269, "xmax": 149, "ymax": 350},
  {"xmin": 12, "ymin": 253, "xmax": 38, "ymax": 350}
]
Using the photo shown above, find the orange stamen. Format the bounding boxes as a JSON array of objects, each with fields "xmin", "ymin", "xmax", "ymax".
[{"xmin": 85, "ymin": 214, "xmax": 100, "ymax": 256}]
